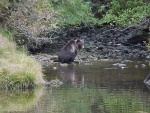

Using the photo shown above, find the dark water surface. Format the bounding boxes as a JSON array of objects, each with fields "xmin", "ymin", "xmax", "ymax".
[{"xmin": 0, "ymin": 61, "xmax": 150, "ymax": 113}]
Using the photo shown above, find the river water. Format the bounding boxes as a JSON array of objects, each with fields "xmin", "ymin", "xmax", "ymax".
[{"xmin": 0, "ymin": 60, "xmax": 150, "ymax": 113}]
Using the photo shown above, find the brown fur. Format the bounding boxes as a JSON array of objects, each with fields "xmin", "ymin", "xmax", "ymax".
[{"xmin": 58, "ymin": 39, "xmax": 84, "ymax": 64}]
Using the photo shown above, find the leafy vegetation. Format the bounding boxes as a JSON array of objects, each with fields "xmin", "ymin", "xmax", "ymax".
[
  {"xmin": 100, "ymin": 0, "xmax": 150, "ymax": 25},
  {"xmin": 1, "ymin": 0, "xmax": 149, "ymax": 35},
  {"xmin": 46, "ymin": 0, "xmax": 150, "ymax": 27},
  {"xmin": 50, "ymin": 0, "xmax": 98, "ymax": 27},
  {"xmin": 0, "ymin": 28, "xmax": 44, "ymax": 89},
  {"xmin": 1, "ymin": 0, "xmax": 58, "ymax": 37}
]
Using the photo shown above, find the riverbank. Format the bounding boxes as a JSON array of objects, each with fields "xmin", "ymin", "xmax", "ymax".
[
  {"xmin": 1, "ymin": 0, "xmax": 150, "ymax": 67},
  {"xmin": 0, "ymin": 28, "xmax": 45, "ymax": 90},
  {"xmin": 30, "ymin": 18, "xmax": 150, "ymax": 66}
]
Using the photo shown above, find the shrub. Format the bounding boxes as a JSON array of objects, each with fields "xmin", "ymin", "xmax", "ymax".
[
  {"xmin": 49, "ymin": 0, "xmax": 98, "ymax": 27},
  {"xmin": 4, "ymin": 0, "xmax": 58, "ymax": 37},
  {"xmin": 99, "ymin": 0, "xmax": 150, "ymax": 25}
]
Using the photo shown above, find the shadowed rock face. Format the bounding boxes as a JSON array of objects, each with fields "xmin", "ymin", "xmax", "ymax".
[{"xmin": 36, "ymin": 24, "xmax": 149, "ymax": 59}]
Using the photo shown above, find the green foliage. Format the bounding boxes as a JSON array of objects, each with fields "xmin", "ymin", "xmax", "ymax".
[
  {"xmin": 100, "ymin": 0, "xmax": 150, "ymax": 25},
  {"xmin": 49, "ymin": 0, "xmax": 150, "ymax": 27},
  {"xmin": 1, "ymin": 0, "xmax": 150, "ymax": 32},
  {"xmin": 49, "ymin": 0, "xmax": 98, "ymax": 27}
]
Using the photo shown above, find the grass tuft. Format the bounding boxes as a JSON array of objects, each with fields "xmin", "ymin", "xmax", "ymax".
[{"xmin": 0, "ymin": 28, "xmax": 45, "ymax": 90}]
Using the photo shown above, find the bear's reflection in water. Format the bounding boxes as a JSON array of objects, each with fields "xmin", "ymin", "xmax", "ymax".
[{"xmin": 59, "ymin": 65, "xmax": 84, "ymax": 87}]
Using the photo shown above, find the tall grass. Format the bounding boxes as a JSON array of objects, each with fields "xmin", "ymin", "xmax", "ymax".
[{"xmin": 0, "ymin": 28, "xmax": 45, "ymax": 90}]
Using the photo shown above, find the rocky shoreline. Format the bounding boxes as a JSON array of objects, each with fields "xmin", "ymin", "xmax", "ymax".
[{"xmin": 29, "ymin": 19, "xmax": 150, "ymax": 66}]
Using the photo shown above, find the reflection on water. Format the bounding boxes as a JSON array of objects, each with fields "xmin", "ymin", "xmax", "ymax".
[
  {"xmin": 0, "ymin": 61, "xmax": 150, "ymax": 113},
  {"xmin": 59, "ymin": 65, "xmax": 84, "ymax": 87},
  {"xmin": 0, "ymin": 87, "xmax": 44, "ymax": 112}
]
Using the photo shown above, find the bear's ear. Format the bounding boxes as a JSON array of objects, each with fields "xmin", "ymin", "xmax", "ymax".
[{"xmin": 75, "ymin": 39, "xmax": 84, "ymax": 43}]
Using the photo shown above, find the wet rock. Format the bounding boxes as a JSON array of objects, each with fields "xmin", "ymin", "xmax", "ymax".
[
  {"xmin": 77, "ymin": 55, "xmax": 88, "ymax": 61},
  {"xmin": 85, "ymin": 47, "xmax": 92, "ymax": 52},
  {"xmin": 146, "ymin": 53, "xmax": 150, "ymax": 59},
  {"xmin": 74, "ymin": 60, "xmax": 82, "ymax": 64},
  {"xmin": 141, "ymin": 64, "xmax": 146, "ymax": 68},
  {"xmin": 135, "ymin": 65, "xmax": 138, "ymax": 68},
  {"xmin": 31, "ymin": 54, "xmax": 56, "ymax": 66},
  {"xmin": 59, "ymin": 63, "xmax": 68, "ymax": 66},
  {"xmin": 45, "ymin": 80, "xmax": 63, "ymax": 87},
  {"xmin": 50, "ymin": 55, "xmax": 58, "ymax": 62},
  {"xmin": 84, "ymin": 62, "xmax": 93, "ymax": 66},
  {"xmin": 144, "ymin": 74, "xmax": 150, "ymax": 86},
  {"xmin": 122, "ymin": 60, "xmax": 132, "ymax": 63},
  {"xmin": 53, "ymin": 67, "xmax": 57, "ymax": 70},
  {"xmin": 112, "ymin": 63, "xmax": 126, "ymax": 67}
]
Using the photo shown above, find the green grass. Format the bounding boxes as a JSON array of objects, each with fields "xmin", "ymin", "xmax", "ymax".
[{"xmin": 0, "ymin": 28, "xmax": 45, "ymax": 90}]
